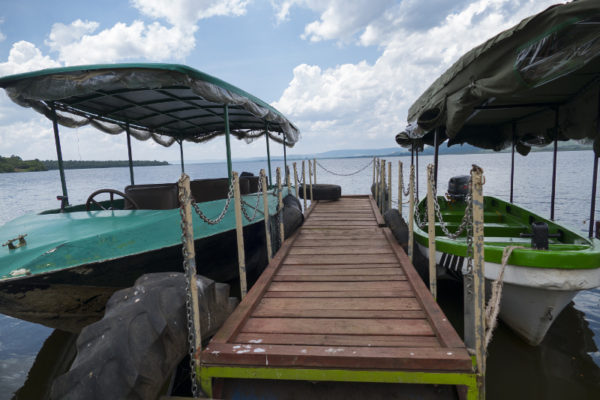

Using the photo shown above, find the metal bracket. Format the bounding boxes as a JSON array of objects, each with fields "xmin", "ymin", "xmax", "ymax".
[{"xmin": 2, "ymin": 234, "xmax": 28, "ymax": 250}]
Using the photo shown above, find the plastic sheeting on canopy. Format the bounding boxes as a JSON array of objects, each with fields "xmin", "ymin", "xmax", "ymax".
[
  {"xmin": 0, "ymin": 64, "xmax": 300, "ymax": 148},
  {"xmin": 396, "ymin": 0, "xmax": 600, "ymax": 156}
]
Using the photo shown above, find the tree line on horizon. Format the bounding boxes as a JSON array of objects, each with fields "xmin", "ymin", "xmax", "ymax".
[{"xmin": 0, "ymin": 155, "xmax": 168, "ymax": 173}]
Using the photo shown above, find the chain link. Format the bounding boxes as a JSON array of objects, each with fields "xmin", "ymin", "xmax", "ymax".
[
  {"xmin": 177, "ymin": 179, "xmax": 200, "ymax": 398},
  {"xmin": 415, "ymin": 169, "xmax": 471, "ymax": 240},
  {"xmin": 191, "ymin": 181, "xmax": 234, "ymax": 225},
  {"xmin": 316, "ymin": 158, "xmax": 373, "ymax": 176},
  {"xmin": 240, "ymin": 174, "xmax": 264, "ymax": 222}
]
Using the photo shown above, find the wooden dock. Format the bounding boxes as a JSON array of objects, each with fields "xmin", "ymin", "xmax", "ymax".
[{"xmin": 200, "ymin": 195, "xmax": 478, "ymax": 399}]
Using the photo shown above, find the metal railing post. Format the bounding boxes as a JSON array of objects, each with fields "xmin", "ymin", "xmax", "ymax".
[
  {"xmin": 313, "ymin": 158, "xmax": 317, "ymax": 184},
  {"xmin": 302, "ymin": 161, "xmax": 307, "ymax": 211},
  {"xmin": 309, "ymin": 160, "xmax": 314, "ymax": 203},
  {"xmin": 293, "ymin": 162, "xmax": 299, "ymax": 199},
  {"xmin": 398, "ymin": 161, "xmax": 403, "ymax": 215},
  {"xmin": 408, "ymin": 165, "xmax": 415, "ymax": 263},
  {"xmin": 277, "ymin": 168, "xmax": 285, "ymax": 245},
  {"xmin": 261, "ymin": 169, "xmax": 273, "ymax": 262},
  {"xmin": 466, "ymin": 165, "xmax": 485, "ymax": 399},
  {"xmin": 232, "ymin": 171, "xmax": 248, "ymax": 298},
  {"xmin": 388, "ymin": 162, "xmax": 392, "ymax": 212},
  {"xmin": 177, "ymin": 174, "xmax": 203, "ymax": 374},
  {"xmin": 427, "ymin": 164, "xmax": 437, "ymax": 300}
]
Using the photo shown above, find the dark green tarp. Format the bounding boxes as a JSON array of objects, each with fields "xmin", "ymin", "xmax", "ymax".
[{"xmin": 396, "ymin": 0, "xmax": 600, "ymax": 155}]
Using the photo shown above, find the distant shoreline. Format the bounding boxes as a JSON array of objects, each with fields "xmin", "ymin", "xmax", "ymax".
[{"xmin": 0, "ymin": 158, "xmax": 169, "ymax": 173}]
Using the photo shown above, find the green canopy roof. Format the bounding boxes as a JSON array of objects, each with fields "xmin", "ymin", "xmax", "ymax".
[
  {"xmin": 396, "ymin": 0, "xmax": 600, "ymax": 155},
  {"xmin": 0, "ymin": 63, "xmax": 299, "ymax": 147}
]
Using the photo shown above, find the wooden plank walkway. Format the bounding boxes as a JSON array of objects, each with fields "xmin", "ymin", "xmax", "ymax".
[{"xmin": 200, "ymin": 195, "xmax": 476, "ymax": 398}]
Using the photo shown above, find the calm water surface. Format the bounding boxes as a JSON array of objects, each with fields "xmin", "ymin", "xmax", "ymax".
[{"xmin": 0, "ymin": 151, "xmax": 599, "ymax": 399}]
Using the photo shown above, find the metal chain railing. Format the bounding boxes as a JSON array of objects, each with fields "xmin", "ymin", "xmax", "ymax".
[
  {"xmin": 240, "ymin": 174, "xmax": 264, "ymax": 222},
  {"xmin": 415, "ymin": 166, "xmax": 472, "ymax": 240},
  {"xmin": 191, "ymin": 182, "xmax": 234, "ymax": 225},
  {"xmin": 176, "ymin": 178, "xmax": 200, "ymax": 398},
  {"xmin": 317, "ymin": 158, "xmax": 373, "ymax": 176}
]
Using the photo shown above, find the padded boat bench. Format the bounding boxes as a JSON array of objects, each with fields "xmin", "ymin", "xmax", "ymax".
[
  {"xmin": 191, "ymin": 178, "xmax": 250, "ymax": 203},
  {"xmin": 124, "ymin": 183, "xmax": 179, "ymax": 210}
]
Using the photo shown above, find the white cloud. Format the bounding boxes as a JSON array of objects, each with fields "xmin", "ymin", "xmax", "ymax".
[
  {"xmin": 131, "ymin": 0, "xmax": 251, "ymax": 27},
  {"xmin": 45, "ymin": 20, "xmax": 196, "ymax": 65},
  {"xmin": 274, "ymin": 0, "xmax": 558, "ymax": 152},
  {"xmin": 0, "ymin": 41, "xmax": 60, "ymax": 76}
]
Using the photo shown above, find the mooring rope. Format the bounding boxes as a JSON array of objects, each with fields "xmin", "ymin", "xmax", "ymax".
[
  {"xmin": 316, "ymin": 159, "xmax": 373, "ymax": 176},
  {"xmin": 484, "ymin": 245, "xmax": 525, "ymax": 348}
]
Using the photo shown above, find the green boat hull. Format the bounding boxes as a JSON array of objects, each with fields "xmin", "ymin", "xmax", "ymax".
[{"xmin": 413, "ymin": 195, "xmax": 600, "ymax": 345}]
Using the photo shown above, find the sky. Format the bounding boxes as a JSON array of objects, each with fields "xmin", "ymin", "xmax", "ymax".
[{"xmin": 0, "ymin": 0, "xmax": 560, "ymax": 163}]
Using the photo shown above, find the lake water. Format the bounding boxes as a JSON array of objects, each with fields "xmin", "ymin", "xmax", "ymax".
[{"xmin": 0, "ymin": 151, "xmax": 599, "ymax": 399}]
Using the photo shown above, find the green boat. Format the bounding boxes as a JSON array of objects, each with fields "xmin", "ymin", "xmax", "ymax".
[
  {"xmin": 0, "ymin": 64, "xmax": 300, "ymax": 333},
  {"xmin": 396, "ymin": 0, "xmax": 600, "ymax": 345}
]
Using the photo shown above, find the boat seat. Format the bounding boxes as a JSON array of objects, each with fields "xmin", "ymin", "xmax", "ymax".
[
  {"xmin": 190, "ymin": 178, "xmax": 250, "ymax": 203},
  {"xmin": 240, "ymin": 175, "xmax": 260, "ymax": 193},
  {"xmin": 124, "ymin": 183, "xmax": 179, "ymax": 210}
]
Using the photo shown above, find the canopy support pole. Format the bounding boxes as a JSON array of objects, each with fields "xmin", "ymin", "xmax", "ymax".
[
  {"xmin": 589, "ymin": 91, "xmax": 600, "ymax": 238},
  {"xmin": 550, "ymin": 109, "xmax": 559, "ymax": 221},
  {"xmin": 126, "ymin": 123, "xmax": 135, "ymax": 185},
  {"xmin": 433, "ymin": 129, "xmax": 439, "ymax": 189},
  {"xmin": 510, "ymin": 123, "xmax": 515, "ymax": 203},
  {"xmin": 416, "ymin": 146, "xmax": 419, "ymax": 200},
  {"xmin": 590, "ymin": 154, "xmax": 599, "ymax": 238},
  {"xmin": 265, "ymin": 124, "xmax": 272, "ymax": 187},
  {"xmin": 179, "ymin": 140, "xmax": 185, "ymax": 173},
  {"xmin": 224, "ymin": 105, "xmax": 233, "ymax": 183},
  {"xmin": 283, "ymin": 133, "xmax": 288, "ymax": 185},
  {"xmin": 51, "ymin": 104, "xmax": 69, "ymax": 209}
]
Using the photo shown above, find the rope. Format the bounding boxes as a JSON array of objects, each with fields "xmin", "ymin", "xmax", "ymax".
[
  {"xmin": 316, "ymin": 159, "xmax": 373, "ymax": 176},
  {"xmin": 484, "ymin": 245, "xmax": 525, "ymax": 348}
]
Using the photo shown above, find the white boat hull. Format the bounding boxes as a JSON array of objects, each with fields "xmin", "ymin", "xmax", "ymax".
[{"xmin": 416, "ymin": 243, "xmax": 600, "ymax": 345}]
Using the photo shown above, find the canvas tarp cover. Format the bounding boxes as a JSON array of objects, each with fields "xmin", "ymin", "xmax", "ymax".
[
  {"xmin": 396, "ymin": 0, "xmax": 600, "ymax": 155},
  {"xmin": 0, "ymin": 64, "xmax": 300, "ymax": 148}
]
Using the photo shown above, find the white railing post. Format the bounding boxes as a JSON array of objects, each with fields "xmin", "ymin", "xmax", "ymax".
[
  {"xmin": 427, "ymin": 164, "xmax": 437, "ymax": 300},
  {"xmin": 232, "ymin": 171, "xmax": 248, "ymax": 298},
  {"xmin": 261, "ymin": 169, "xmax": 272, "ymax": 262}
]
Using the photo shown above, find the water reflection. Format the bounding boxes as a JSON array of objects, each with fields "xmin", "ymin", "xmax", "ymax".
[{"xmin": 436, "ymin": 279, "xmax": 600, "ymax": 400}]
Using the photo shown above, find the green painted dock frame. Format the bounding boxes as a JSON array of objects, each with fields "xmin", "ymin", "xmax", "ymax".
[{"xmin": 197, "ymin": 195, "xmax": 482, "ymax": 399}]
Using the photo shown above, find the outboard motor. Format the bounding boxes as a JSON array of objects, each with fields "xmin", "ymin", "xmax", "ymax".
[{"xmin": 446, "ymin": 175, "xmax": 470, "ymax": 202}]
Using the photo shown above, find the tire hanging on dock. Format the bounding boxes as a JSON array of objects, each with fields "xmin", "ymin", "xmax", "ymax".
[
  {"xmin": 50, "ymin": 272, "xmax": 237, "ymax": 400},
  {"xmin": 299, "ymin": 184, "xmax": 341, "ymax": 201}
]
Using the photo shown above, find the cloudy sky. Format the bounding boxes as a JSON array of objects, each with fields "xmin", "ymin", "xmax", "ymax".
[{"xmin": 0, "ymin": 0, "xmax": 559, "ymax": 162}]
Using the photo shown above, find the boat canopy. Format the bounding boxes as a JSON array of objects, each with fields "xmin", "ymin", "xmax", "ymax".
[
  {"xmin": 396, "ymin": 0, "xmax": 600, "ymax": 155},
  {"xmin": 0, "ymin": 63, "xmax": 300, "ymax": 147}
]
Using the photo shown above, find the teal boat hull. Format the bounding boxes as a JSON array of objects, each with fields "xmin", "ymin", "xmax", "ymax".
[{"xmin": 0, "ymin": 190, "xmax": 289, "ymax": 332}]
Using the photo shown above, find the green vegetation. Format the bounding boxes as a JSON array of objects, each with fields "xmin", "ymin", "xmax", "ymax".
[
  {"xmin": 1, "ymin": 156, "xmax": 169, "ymax": 173},
  {"xmin": 41, "ymin": 160, "xmax": 169, "ymax": 170},
  {"xmin": 0, "ymin": 155, "xmax": 46, "ymax": 172}
]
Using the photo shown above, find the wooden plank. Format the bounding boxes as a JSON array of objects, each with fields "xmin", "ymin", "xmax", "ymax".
[
  {"xmin": 269, "ymin": 281, "xmax": 410, "ymax": 292},
  {"xmin": 277, "ymin": 266, "xmax": 404, "ymax": 275},
  {"xmin": 369, "ymin": 195, "xmax": 386, "ymax": 226},
  {"xmin": 272, "ymin": 275, "xmax": 405, "ymax": 282},
  {"xmin": 294, "ymin": 239, "xmax": 387, "ymax": 247},
  {"xmin": 203, "ymin": 343, "xmax": 472, "ymax": 371},
  {"xmin": 277, "ymin": 263, "xmax": 401, "ymax": 270},
  {"xmin": 234, "ymin": 333, "xmax": 440, "ymax": 348},
  {"xmin": 209, "ymin": 225, "xmax": 303, "ymax": 344},
  {"xmin": 303, "ymin": 220, "xmax": 378, "ymax": 226},
  {"xmin": 288, "ymin": 246, "xmax": 392, "ymax": 255},
  {"xmin": 308, "ymin": 216, "xmax": 375, "ymax": 221},
  {"xmin": 284, "ymin": 254, "xmax": 398, "ymax": 264},
  {"xmin": 251, "ymin": 309, "xmax": 425, "ymax": 319},
  {"xmin": 242, "ymin": 317, "xmax": 434, "ymax": 336},
  {"xmin": 263, "ymin": 290, "xmax": 415, "ymax": 298},
  {"xmin": 382, "ymin": 228, "xmax": 466, "ymax": 349},
  {"xmin": 255, "ymin": 297, "xmax": 421, "ymax": 311}
]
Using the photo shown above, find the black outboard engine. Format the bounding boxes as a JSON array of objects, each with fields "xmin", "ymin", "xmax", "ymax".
[{"xmin": 446, "ymin": 175, "xmax": 470, "ymax": 202}]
